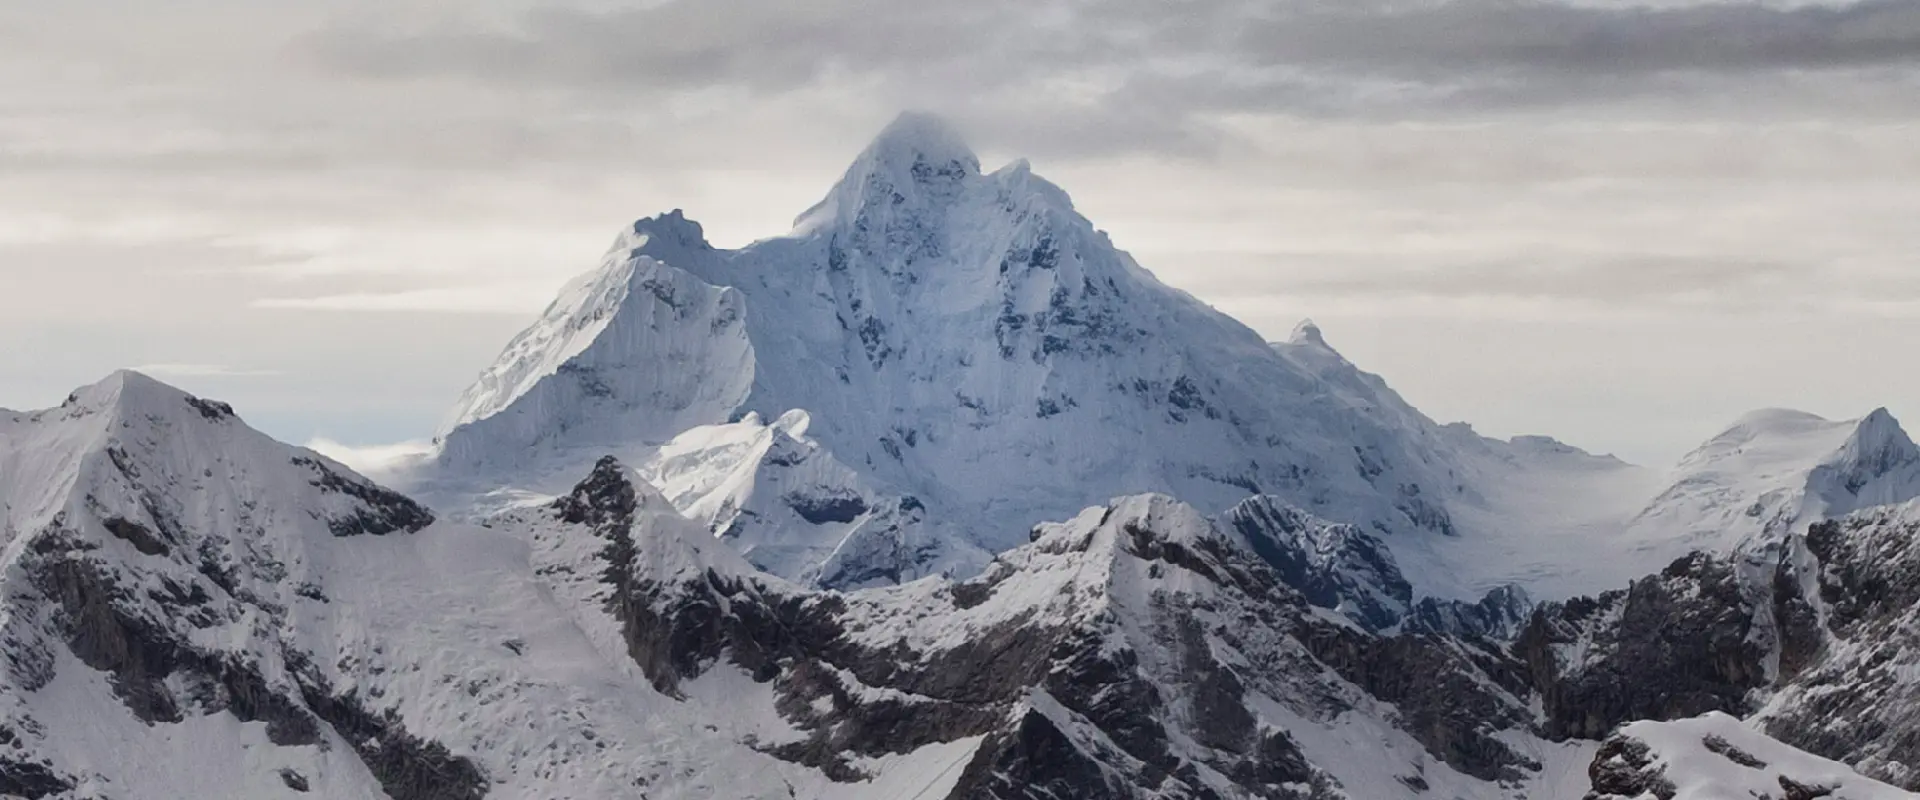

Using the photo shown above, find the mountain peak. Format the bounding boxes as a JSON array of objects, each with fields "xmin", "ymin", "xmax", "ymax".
[
  {"xmin": 1856, "ymin": 406, "xmax": 1904, "ymax": 436},
  {"xmin": 1289, "ymin": 318, "xmax": 1328, "ymax": 347},
  {"xmin": 793, "ymin": 112, "xmax": 980, "ymax": 232},
  {"xmin": 65, "ymin": 369, "xmax": 237, "ymax": 425},
  {"xmin": 1835, "ymin": 407, "xmax": 1919, "ymax": 483},
  {"xmin": 620, "ymin": 208, "xmax": 713, "ymax": 268},
  {"xmin": 863, "ymin": 111, "xmax": 977, "ymax": 172}
]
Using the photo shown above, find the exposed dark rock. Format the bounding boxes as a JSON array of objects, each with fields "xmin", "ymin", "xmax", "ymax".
[
  {"xmin": 1301, "ymin": 619, "xmax": 1538, "ymax": 782},
  {"xmin": 298, "ymin": 686, "xmax": 487, "ymax": 800},
  {"xmin": 290, "ymin": 456, "xmax": 435, "ymax": 537},
  {"xmin": 0, "ymin": 756, "xmax": 74, "ymax": 800},
  {"xmin": 27, "ymin": 541, "xmax": 321, "ymax": 743},
  {"xmin": 1764, "ymin": 515, "xmax": 1920, "ymax": 789},
  {"xmin": 946, "ymin": 708, "xmax": 1142, "ymax": 800},
  {"xmin": 1407, "ymin": 584, "xmax": 1533, "ymax": 642},
  {"xmin": 102, "ymin": 515, "xmax": 170, "ymax": 556},
  {"xmin": 1702, "ymin": 733, "xmax": 1768, "ymax": 769},
  {"xmin": 1225, "ymin": 496, "xmax": 1410, "ymax": 631},
  {"xmin": 183, "ymin": 395, "xmax": 236, "ymax": 421},
  {"xmin": 1584, "ymin": 735, "xmax": 1675, "ymax": 800},
  {"xmin": 278, "ymin": 767, "xmax": 311, "ymax": 792},
  {"xmin": 787, "ymin": 492, "xmax": 869, "ymax": 525},
  {"xmin": 1041, "ymin": 628, "xmax": 1176, "ymax": 777},
  {"xmin": 1770, "ymin": 553, "xmax": 1826, "ymax": 683},
  {"xmin": 1777, "ymin": 774, "xmax": 1838, "ymax": 799},
  {"xmin": 1520, "ymin": 551, "xmax": 1770, "ymax": 740}
]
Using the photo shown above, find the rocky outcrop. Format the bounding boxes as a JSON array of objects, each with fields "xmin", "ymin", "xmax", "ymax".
[
  {"xmin": 1585, "ymin": 734, "xmax": 1676, "ymax": 800},
  {"xmin": 1519, "ymin": 551, "xmax": 1776, "ymax": 740},
  {"xmin": 1407, "ymin": 584, "xmax": 1533, "ymax": 641},
  {"xmin": 1298, "ymin": 620, "xmax": 1538, "ymax": 783},
  {"xmin": 1584, "ymin": 713, "xmax": 1912, "ymax": 799},
  {"xmin": 1524, "ymin": 501, "xmax": 1920, "ymax": 792},
  {"xmin": 1224, "ymin": 495, "xmax": 1412, "ymax": 631},
  {"xmin": 1761, "ymin": 509, "xmax": 1920, "ymax": 789}
]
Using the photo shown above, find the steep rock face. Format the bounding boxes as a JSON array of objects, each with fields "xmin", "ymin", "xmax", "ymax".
[
  {"xmin": 1222, "ymin": 495, "xmax": 1411, "ymax": 631},
  {"xmin": 429, "ymin": 113, "xmax": 1570, "ymax": 590},
  {"xmin": 1406, "ymin": 585, "xmax": 1534, "ymax": 641},
  {"xmin": 1519, "ymin": 551, "xmax": 1778, "ymax": 740},
  {"xmin": 1759, "ymin": 504, "xmax": 1920, "ymax": 790},
  {"xmin": 1524, "ymin": 499, "xmax": 1920, "ymax": 791},
  {"xmin": 0, "ymin": 372, "xmax": 464, "ymax": 799}
]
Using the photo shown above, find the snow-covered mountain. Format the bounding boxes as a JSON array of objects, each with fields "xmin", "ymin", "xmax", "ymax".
[
  {"xmin": 1627, "ymin": 407, "xmax": 1920, "ymax": 560},
  {"xmin": 5, "ymin": 370, "xmax": 1917, "ymax": 798},
  {"xmin": 416, "ymin": 112, "xmax": 1920, "ymax": 607},
  {"xmin": 424, "ymin": 112, "xmax": 1638, "ymax": 594},
  {"xmin": 11, "ymin": 111, "xmax": 1920, "ymax": 799}
]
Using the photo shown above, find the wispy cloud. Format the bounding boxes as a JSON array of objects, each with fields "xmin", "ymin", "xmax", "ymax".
[
  {"xmin": 305, "ymin": 436, "xmax": 436, "ymax": 478},
  {"xmin": 252, "ymin": 284, "xmax": 558, "ymax": 314},
  {"xmin": 131, "ymin": 363, "xmax": 282, "ymax": 378}
]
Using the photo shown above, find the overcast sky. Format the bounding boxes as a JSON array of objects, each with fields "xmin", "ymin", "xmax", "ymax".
[{"xmin": 3, "ymin": 0, "xmax": 1918, "ymax": 466}]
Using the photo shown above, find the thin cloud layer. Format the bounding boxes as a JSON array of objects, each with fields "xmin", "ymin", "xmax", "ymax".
[{"xmin": 131, "ymin": 364, "xmax": 283, "ymax": 378}]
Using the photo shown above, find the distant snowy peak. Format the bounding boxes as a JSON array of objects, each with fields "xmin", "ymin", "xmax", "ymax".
[
  {"xmin": 1823, "ymin": 407, "xmax": 1920, "ymax": 500},
  {"xmin": 1634, "ymin": 406, "xmax": 1920, "ymax": 554},
  {"xmin": 1287, "ymin": 318, "xmax": 1327, "ymax": 347}
]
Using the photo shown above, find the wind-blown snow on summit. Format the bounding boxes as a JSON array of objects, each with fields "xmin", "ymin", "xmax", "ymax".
[
  {"xmin": 431, "ymin": 113, "xmax": 1575, "ymax": 590},
  {"xmin": 426, "ymin": 111, "xmax": 1920, "ymax": 606}
]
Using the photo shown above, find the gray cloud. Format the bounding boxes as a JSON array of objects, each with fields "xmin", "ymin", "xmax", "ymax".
[
  {"xmin": 1236, "ymin": 0, "xmax": 1920, "ymax": 76},
  {"xmin": 1154, "ymin": 249, "xmax": 1920, "ymax": 315},
  {"xmin": 7, "ymin": 0, "xmax": 1920, "ymax": 464},
  {"xmin": 298, "ymin": 0, "xmax": 1920, "ymax": 131}
]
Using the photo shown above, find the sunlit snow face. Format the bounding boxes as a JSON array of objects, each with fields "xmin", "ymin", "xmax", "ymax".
[{"xmin": 4, "ymin": 0, "xmax": 1920, "ymax": 466}]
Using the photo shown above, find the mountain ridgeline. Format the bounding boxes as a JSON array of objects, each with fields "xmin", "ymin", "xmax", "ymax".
[{"xmin": 4, "ymin": 114, "xmax": 1920, "ymax": 799}]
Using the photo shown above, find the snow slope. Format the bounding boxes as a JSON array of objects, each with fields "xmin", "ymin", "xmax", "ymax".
[
  {"xmin": 1588, "ymin": 712, "xmax": 1915, "ymax": 799},
  {"xmin": 425, "ymin": 112, "xmax": 1649, "ymax": 595},
  {"xmin": 1621, "ymin": 407, "xmax": 1920, "ymax": 572},
  {"xmin": 0, "ymin": 373, "xmax": 973, "ymax": 799},
  {"xmin": 637, "ymin": 409, "xmax": 973, "ymax": 587},
  {"xmin": 397, "ymin": 111, "xmax": 1920, "ymax": 607}
]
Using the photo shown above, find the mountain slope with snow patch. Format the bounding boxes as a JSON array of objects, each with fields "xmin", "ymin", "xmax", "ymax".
[{"xmin": 426, "ymin": 112, "xmax": 1626, "ymax": 595}]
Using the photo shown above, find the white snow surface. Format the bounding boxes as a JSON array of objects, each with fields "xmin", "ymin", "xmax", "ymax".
[
  {"xmin": 1625, "ymin": 407, "xmax": 1920, "ymax": 563},
  {"xmin": 637, "ymin": 409, "xmax": 980, "ymax": 585},
  {"xmin": 0, "ymin": 373, "xmax": 988, "ymax": 799},
  {"xmin": 1606, "ymin": 712, "xmax": 1916, "ymax": 799}
]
